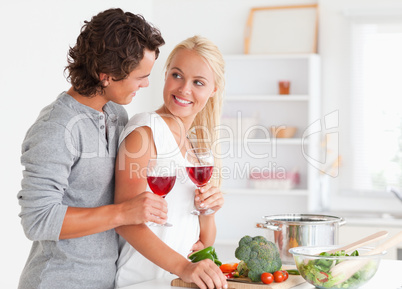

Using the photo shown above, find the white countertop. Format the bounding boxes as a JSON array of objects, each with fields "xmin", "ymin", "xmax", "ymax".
[{"xmin": 119, "ymin": 259, "xmax": 402, "ymax": 289}]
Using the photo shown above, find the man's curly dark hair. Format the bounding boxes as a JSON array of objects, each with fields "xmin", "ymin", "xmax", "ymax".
[{"xmin": 65, "ymin": 8, "xmax": 165, "ymax": 97}]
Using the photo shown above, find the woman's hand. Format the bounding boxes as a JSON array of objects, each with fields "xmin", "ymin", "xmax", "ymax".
[
  {"xmin": 188, "ymin": 240, "xmax": 205, "ymax": 257},
  {"xmin": 179, "ymin": 259, "xmax": 228, "ymax": 289},
  {"xmin": 195, "ymin": 184, "xmax": 224, "ymax": 213}
]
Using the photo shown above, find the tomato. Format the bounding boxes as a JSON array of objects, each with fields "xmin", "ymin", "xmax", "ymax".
[
  {"xmin": 282, "ymin": 270, "xmax": 289, "ymax": 281},
  {"xmin": 273, "ymin": 271, "xmax": 285, "ymax": 283},
  {"xmin": 219, "ymin": 263, "xmax": 238, "ymax": 273},
  {"xmin": 261, "ymin": 272, "xmax": 274, "ymax": 284},
  {"xmin": 316, "ymin": 271, "xmax": 329, "ymax": 283},
  {"xmin": 225, "ymin": 272, "xmax": 234, "ymax": 279}
]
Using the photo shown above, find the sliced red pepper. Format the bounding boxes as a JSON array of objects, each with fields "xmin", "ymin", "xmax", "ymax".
[
  {"xmin": 219, "ymin": 263, "xmax": 238, "ymax": 273},
  {"xmin": 316, "ymin": 271, "xmax": 329, "ymax": 283}
]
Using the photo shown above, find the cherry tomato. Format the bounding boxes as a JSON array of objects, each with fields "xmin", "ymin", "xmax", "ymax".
[
  {"xmin": 282, "ymin": 270, "xmax": 289, "ymax": 281},
  {"xmin": 273, "ymin": 271, "xmax": 285, "ymax": 283},
  {"xmin": 316, "ymin": 271, "xmax": 329, "ymax": 283},
  {"xmin": 261, "ymin": 272, "xmax": 274, "ymax": 284}
]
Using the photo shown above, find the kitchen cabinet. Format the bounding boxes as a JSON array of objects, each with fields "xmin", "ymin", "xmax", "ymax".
[{"xmin": 220, "ymin": 54, "xmax": 321, "ymax": 212}]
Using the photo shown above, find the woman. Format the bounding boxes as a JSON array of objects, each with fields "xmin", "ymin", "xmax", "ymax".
[{"xmin": 114, "ymin": 36, "xmax": 227, "ymax": 289}]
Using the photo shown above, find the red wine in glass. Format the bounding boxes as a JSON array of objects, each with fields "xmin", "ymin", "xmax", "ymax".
[
  {"xmin": 147, "ymin": 176, "xmax": 176, "ymax": 197},
  {"xmin": 185, "ymin": 148, "xmax": 215, "ymax": 215},
  {"xmin": 186, "ymin": 166, "xmax": 213, "ymax": 187},
  {"xmin": 146, "ymin": 158, "xmax": 176, "ymax": 226}
]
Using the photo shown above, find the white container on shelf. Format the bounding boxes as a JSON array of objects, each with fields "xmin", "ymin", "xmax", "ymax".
[{"xmin": 248, "ymin": 169, "xmax": 300, "ymax": 190}]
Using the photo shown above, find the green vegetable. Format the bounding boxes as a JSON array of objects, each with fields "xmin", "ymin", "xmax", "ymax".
[
  {"xmin": 188, "ymin": 246, "xmax": 222, "ymax": 266},
  {"xmin": 297, "ymin": 249, "xmax": 377, "ymax": 288},
  {"xmin": 236, "ymin": 260, "xmax": 249, "ymax": 277},
  {"xmin": 286, "ymin": 269, "xmax": 300, "ymax": 275},
  {"xmin": 234, "ymin": 235, "xmax": 282, "ymax": 282}
]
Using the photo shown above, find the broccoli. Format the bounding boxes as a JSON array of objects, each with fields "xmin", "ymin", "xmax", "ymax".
[{"xmin": 234, "ymin": 235, "xmax": 282, "ymax": 282}]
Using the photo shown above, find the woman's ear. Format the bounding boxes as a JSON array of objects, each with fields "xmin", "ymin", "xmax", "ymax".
[{"xmin": 209, "ymin": 87, "xmax": 218, "ymax": 98}]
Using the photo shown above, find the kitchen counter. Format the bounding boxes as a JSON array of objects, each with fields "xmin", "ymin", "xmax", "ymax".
[{"xmin": 119, "ymin": 259, "xmax": 402, "ymax": 289}]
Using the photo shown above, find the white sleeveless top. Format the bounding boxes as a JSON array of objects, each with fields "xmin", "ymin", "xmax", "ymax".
[{"xmin": 115, "ymin": 112, "xmax": 200, "ymax": 288}]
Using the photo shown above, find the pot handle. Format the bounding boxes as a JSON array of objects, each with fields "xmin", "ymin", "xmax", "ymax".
[
  {"xmin": 339, "ymin": 217, "xmax": 347, "ymax": 226},
  {"xmin": 256, "ymin": 222, "xmax": 282, "ymax": 231}
]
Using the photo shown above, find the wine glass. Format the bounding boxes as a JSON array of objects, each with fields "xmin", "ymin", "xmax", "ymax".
[
  {"xmin": 146, "ymin": 158, "xmax": 176, "ymax": 227},
  {"xmin": 185, "ymin": 148, "xmax": 215, "ymax": 215}
]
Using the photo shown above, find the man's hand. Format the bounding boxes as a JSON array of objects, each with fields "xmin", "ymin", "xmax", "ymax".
[{"xmin": 119, "ymin": 191, "xmax": 168, "ymax": 225}]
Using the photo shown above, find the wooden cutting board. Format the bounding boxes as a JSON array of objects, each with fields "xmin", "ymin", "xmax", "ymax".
[{"xmin": 171, "ymin": 275, "xmax": 305, "ymax": 289}]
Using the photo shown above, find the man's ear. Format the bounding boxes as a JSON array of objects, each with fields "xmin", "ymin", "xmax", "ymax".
[{"xmin": 99, "ymin": 73, "xmax": 110, "ymax": 86}]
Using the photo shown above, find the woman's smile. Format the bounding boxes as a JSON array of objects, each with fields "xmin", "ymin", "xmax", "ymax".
[{"xmin": 173, "ymin": 94, "xmax": 193, "ymax": 106}]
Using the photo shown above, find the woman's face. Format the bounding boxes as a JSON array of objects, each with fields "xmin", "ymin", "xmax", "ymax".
[
  {"xmin": 163, "ymin": 49, "xmax": 216, "ymax": 122},
  {"xmin": 103, "ymin": 49, "xmax": 156, "ymax": 105}
]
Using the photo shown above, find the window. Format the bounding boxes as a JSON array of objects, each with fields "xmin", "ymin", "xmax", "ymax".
[{"xmin": 340, "ymin": 20, "xmax": 402, "ymax": 197}]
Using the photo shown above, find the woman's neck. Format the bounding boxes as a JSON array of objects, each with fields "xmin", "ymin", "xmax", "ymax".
[
  {"xmin": 156, "ymin": 106, "xmax": 194, "ymax": 133},
  {"xmin": 156, "ymin": 105, "xmax": 194, "ymax": 155}
]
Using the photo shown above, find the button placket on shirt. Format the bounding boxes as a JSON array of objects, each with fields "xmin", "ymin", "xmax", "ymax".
[
  {"xmin": 98, "ymin": 113, "xmax": 106, "ymax": 137},
  {"xmin": 97, "ymin": 112, "xmax": 109, "ymax": 156}
]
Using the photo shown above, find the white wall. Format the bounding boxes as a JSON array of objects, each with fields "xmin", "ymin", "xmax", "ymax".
[{"xmin": 3, "ymin": 0, "xmax": 402, "ymax": 287}]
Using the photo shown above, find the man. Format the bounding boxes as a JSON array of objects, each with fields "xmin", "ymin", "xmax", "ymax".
[{"xmin": 17, "ymin": 8, "xmax": 166, "ymax": 289}]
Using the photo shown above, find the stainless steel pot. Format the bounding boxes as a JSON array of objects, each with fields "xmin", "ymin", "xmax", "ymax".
[{"xmin": 256, "ymin": 214, "xmax": 346, "ymax": 264}]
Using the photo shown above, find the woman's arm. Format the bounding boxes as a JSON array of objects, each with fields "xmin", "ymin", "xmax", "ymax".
[
  {"xmin": 114, "ymin": 127, "xmax": 227, "ymax": 289},
  {"xmin": 196, "ymin": 184, "xmax": 224, "ymax": 247}
]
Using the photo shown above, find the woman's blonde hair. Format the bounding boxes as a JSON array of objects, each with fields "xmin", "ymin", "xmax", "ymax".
[{"xmin": 165, "ymin": 35, "xmax": 225, "ymax": 187}]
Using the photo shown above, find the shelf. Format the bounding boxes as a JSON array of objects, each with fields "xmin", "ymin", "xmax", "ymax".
[
  {"xmin": 225, "ymin": 95, "xmax": 309, "ymax": 101},
  {"xmin": 221, "ymin": 53, "xmax": 321, "ymax": 213},
  {"xmin": 224, "ymin": 53, "xmax": 318, "ymax": 60},
  {"xmin": 223, "ymin": 138, "xmax": 308, "ymax": 145},
  {"xmin": 222, "ymin": 188, "xmax": 309, "ymax": 196}
]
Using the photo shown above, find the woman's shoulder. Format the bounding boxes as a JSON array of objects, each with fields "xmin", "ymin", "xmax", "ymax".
[
  {"xmin": 126, "ymin": 111, "xmax": 156, "ymax": 126},
  {"xmin": 118, "ymin": 112, "xmax": 157, "ymax": 146}
]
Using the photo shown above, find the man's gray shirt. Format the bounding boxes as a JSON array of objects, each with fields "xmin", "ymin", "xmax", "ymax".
[{"xmin": 17, "ymin": 92, "xmax": 128, "ymax": 289}]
